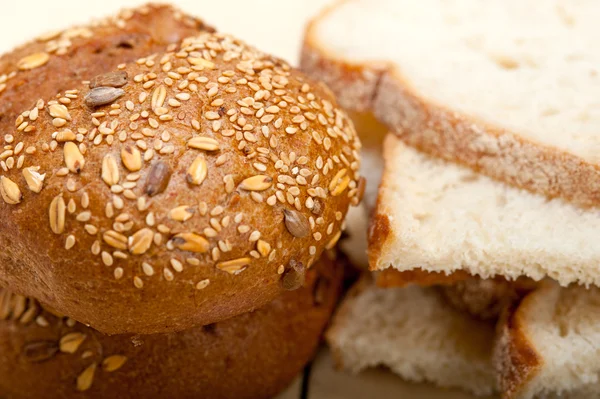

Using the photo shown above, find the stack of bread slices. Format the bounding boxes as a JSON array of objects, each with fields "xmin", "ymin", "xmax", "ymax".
[
  {"xmin": 0, "ymin": 4, "xmax": 365, "ymax": 398},
  {"xmin": 301, "ymin": 0, "xmax": 600, "ymax": 398}
]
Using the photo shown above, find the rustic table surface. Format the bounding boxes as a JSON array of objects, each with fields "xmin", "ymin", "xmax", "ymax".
[{"xmin": 0, "ymin": 1, "xmax": 491, "ymax": 398}]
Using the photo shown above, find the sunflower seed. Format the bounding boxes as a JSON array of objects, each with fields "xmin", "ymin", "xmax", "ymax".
[
  {"xmin": 168, "ymin": 206, "xmax": 195, "ymax": 222},
  {"xmin": 89, "ymin": 71, "xmax": 128, "ymax": 89},
  {"xmin": 18, "ymin": 52, "xmax": 49, "ymax": 70},
  {"xmin": 64, "ymin": 142, "xmax": 85, "ymax": 173},
  {"xmin": 59, "ymin": 332, "xmax": 86, "ymax": 354},
  {"xmin": 121, "ymin": 146, "xmax": 142, "ymax": 172},
  {"xmin": 216, "ymin": 257, "xmax": 251, "ymax": 274},
  {"xmin": 102, "ymin": 355, "xmax": 128, "ymax": 372},
  {"xmin": 85, "ymin": 87, "xmax": 125, "ymax": 108},
  {"xmin": 239, "ymin": 175, "xmax": 272, "ymax": 191},
  {"xmin": 101, "ymin": 154, "xmax": 120, "ymax": 186},
  {"xmin": 172, "ymin": 233, "xmax": 209, "ymax": 253},
  {"xmin": 195, "ymin": 279, "xmax": 210, "ymax": 290},
  {"xmin": 49, "ymin": 195, "xmax": 66, "ymax": 234},
  {"xmin": 186, "ymin": 155, "xmax": 207, "ymax": 185},
  {"xmin": 187, "ymin": 137, "xmax": 219, "ymax": 151},
  {"xmin": 76, "ymin": 363, "xmax": 97, "ymax": 391},
  {"xmin": 281, "ymin": 260, "xmax": 305, "ymax": 291},
  {"xmin": 103, "ymin": 230, "xmax": 128, "ymax": 250},
  {"xmin": 144, "ymin": 161, "xmax": 171, "ymax": 197},
  {"xmin": 22, "ymin": 341, "xmax": 58, "ymax": 362},
  {"xmin": 283, "ymin": 209, "xmax": 310, "ymax": 238},
  {"xmin": 128, "ymin": 228, "xmax": 153, "ymax": 255},
  {"xmin": 0, "ymin": 176, "xmax": 22, "ymax": 204}
]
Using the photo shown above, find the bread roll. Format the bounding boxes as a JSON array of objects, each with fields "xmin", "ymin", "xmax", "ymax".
[
  {"xmin": 0, "ymin": 20, "xmax": 362, "ymax": 334},
  {"xmin": 0, "ymin": 253, "xmax": 342, "ymax": 399}
]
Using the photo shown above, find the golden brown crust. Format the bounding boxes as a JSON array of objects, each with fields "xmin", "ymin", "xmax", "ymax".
[
  {"xmin": 366, "ymin": 212, "xmax": 391, "ymax": 271},
  {"xmin": 494, "ymin": 290, "xmax": 544, "ymax": 399},
  {"xmin": 301, "ymin": 15, "xmax": 600, "ymax": 209},
  {"xmin": 0, "ymin": 4, "xmax": 211, "ymax": 123},
  {"xmin": 0, "ymin": 14, "xmax": 361, "ymax": 335},
  {"xmin": 300, "ymin": 2, "xmax": 388, "ymax": 114},
  {"xmin": 0, "ymin": 254, "xmax": 343, "ymax": 399},
  {"xmin": 376, "ymin": 268, "xmax": 472, "ymax": 288}
]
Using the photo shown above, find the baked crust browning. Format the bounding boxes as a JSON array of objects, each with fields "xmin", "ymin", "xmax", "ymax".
[{"xmin": 0, "ymin": 8, "xmax": 362, "ymax": 335}]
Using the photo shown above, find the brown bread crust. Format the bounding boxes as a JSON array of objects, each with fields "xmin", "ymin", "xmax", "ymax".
[
  {"xmin": 376, "ymin": 268, "xmax": 472, "ymax": 288},
  {"xmin": 494, "ymin": 293, "xmax": 544, "ymax": 399},
  {"xmin": 0, "ymin": 10, "xmax": 362, "ymax": 335},
  {"xmin": 300, "ymin": 4, "xmax": 600, "ymax": 209},
  {"xmin": 0, "ymin": 253, "xmax": 343, "ymax": 399}
]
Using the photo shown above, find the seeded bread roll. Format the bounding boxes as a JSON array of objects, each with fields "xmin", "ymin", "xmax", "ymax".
[
  {"xmin": 0, "ymin": 25, "xmax": 362, "ymax": 334},
  {"xmin": 0, "ymin": 4, "xmax": 211, "ymax": 123},
  {"xmin": 0, "ymin": 253, "xmax": 342, "ymax": 399}
]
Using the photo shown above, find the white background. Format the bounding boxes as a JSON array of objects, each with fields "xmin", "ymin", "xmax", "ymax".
[{"xmin": 0, "ymin": 0, "xmax": 331, "ymax": 65}]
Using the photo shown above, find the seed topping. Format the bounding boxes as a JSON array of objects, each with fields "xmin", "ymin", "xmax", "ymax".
[
  {"xmin": 89, "ymin": 71, "xmax": 128, "ymax": 89},
  {"xmin": 0, "ymin": 176, "xmax": 22, "ymax": 204},
  {"xmin": 283, "ymin": 209, "xmax": 310, "ymax": 238},
  {"xmin": 85, "ymin": 87, "xmax": 125, "ymax": 108}
]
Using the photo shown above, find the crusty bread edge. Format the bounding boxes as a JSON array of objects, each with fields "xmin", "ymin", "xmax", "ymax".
[
  {"xmin": 493, "ymin": 286, "xmax": 546, "ymax": 399},
  {"xmin": 301, "ymin": 0, "xmax": 390, "ymax": 113},
  {"xmin": 376, "ymin": 268, "xmax": 472, "ymax": 288},
  {"xmin": 300, "ymin": 9, "xmax": 600, "ymax": 208}
]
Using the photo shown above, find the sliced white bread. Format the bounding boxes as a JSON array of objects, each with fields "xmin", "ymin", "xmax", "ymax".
[
  {"xmin": 326, "ymin": 277, "xmax": 496, "ymax": 396},
  {"xmin": 495, "ymin": 282, "xmax": 600, "ymax": 399},
  {"xmin": 301, "ymin": 0, "xmax": 600, "ymax": 208},
  {"xmin": 370, "ymin": 135, "xmax": 600, "ymax": 287}
]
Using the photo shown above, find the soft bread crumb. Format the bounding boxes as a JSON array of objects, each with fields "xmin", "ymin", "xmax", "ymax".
[
  {"xmin": 371, "ymin": 136, "xmax": 600, "ymax": 287},
  {"xmin": 327, "ymin": 278, "xmax": 496, "ymax": 396}
]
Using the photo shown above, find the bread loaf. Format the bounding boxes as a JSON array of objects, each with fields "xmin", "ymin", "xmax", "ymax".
[
  {"xmin": 0, "ymin": 253, "xmax": 342, "ymax": 399},
  {"xmin": 0, "ymin": 14, "xmax": 362, "ymax": 335},
  {"xmin": 301, "ymin": 0, "xmax": 600, "ymax": 208}
]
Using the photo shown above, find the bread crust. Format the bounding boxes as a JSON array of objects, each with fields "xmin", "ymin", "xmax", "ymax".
[
  {"xmin": 0, "ymin": 253, "xmax": 343, "ymax": 399},
  {"xmin": 494, "ymin": 288, "xmax": 545, "ymax": 399},
  {"xmin": 301, "ymin": 10, "xmax": 600, "ymax": 209},
  {"xmin": 0, "ymin": 10, "xmax": 362, "ymax": 335},
  {"xmin": 376, "ymin": 268, "xmax": 472, "ymax": 288}
]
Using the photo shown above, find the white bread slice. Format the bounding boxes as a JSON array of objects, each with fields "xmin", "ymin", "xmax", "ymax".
[
  {"xmin": 370, "ymin": 135, "xmax": 600, "ymax": 287},
  {"xmin": 301, "ymin": 0, "xmax": 600, "ymax": 208},
  {"xmin": 495, "ymin": 283, "xmax": 600, "ymax": 399},
  {"xmin": 326, "ymin": 277, "xmax": 496, "ymax": 396}
]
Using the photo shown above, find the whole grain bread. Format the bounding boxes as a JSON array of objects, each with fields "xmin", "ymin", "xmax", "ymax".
[
  {"xmin": 0, "ymin": 11, "xmax": 362, "ymax": 335},
  {"xmin": 0, "ymin": 252, "xmax": 343, "ymax": 399},
  {"xmin": 301, "ymin": 0, "xmax": 600, "ymax": 208}
]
